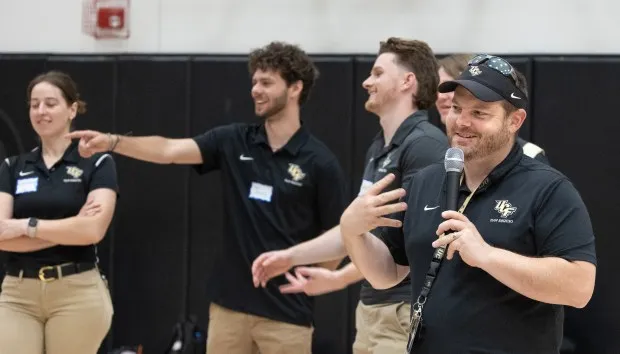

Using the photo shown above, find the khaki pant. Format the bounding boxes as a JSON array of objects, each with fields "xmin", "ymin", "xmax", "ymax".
[
  {"xmin": 353, "ymin": 301, "xmax": 410, "ymax": 354},
  {"xmin": 0, "ymin": 268, "xmax": 114, "ymax": 354},
  {"xmin": 206, "ymin": 302, "xmax": 313, "ymax": 354}
]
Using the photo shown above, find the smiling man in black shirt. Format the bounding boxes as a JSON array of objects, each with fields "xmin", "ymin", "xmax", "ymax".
[
  {"xmin": 340, "ymin": 54, "xmax": 597, "ymax": 354},
  {"xmin": 68, "ymin": 42, "xmax": 347, "ymax": 354},
  {"xmin": 437, "ymin": 54, "xmax": 550, "ymax": 165}
]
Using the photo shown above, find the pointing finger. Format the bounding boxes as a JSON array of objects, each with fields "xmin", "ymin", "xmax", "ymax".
[
  {"xmin": 78, "ymin": 138, "xmax": 92, "ymax": 152},
  {"xmin": 65, "ymin": 130, "xmax": 96, "ymax": 140}
]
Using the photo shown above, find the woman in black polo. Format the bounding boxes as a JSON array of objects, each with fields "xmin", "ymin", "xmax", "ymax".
[{"xmin": 0, "ymin": 71, "xmax": 118, "ymax": 353}]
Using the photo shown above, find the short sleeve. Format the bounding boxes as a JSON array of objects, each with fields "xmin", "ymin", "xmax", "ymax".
[
  {"xmin": 191, "ymin": 125, "xmax": 235, "ymax": 175},
  {"xmin": 375, "ymin": 176, "xmax": 414, "ymax": 266},
  {"xmin": 316, "ymin": 156, "xmax": 349, "ymax": 230},
  {"xmin": 401, "ymin": 136, "xmax": 446, "ymax": 191},
  {"xmin": 89, "ymin": 154, "xmax": 119, "ymax": 194},
  {"xmin": 377, "ymin": 212, "xmax": 409, "ymax": 265},
  {"xmin": 0, "ymin": 158, "xmax": 13, "ymax": 195},
  {"xmin": 534, "ymin": 178, "xmax": 596, "ymax": 265},
  {"xmin": 378, "ymin": 230, "xmax": 408, "ymax": 266}
]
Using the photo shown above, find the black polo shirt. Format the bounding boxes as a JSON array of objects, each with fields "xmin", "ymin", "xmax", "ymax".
[
  {"xmin": 192, "ymin": 122, "xmax": 347, "ymax": 326},
  {"xmin": 0, "ymin": 141, "xmax": 118, "ymax": 268},
  {"xmin": 358, "ymin": 111, "xmax": 447, "ymax": 305},
  {"xmin": 381, "ymin": 142, "xmax": 596, "ymax": 353}
]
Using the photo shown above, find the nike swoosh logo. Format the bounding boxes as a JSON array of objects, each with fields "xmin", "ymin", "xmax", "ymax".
[
  {"xmin": 239, "ymin": 154, "xmax": 254, "ymax": 161},
  {"xmin": 19, "ymin": 171, "xmax": 34, "ymax": 177},
  {"xmin": 511, "ymin": 93, "xmax": 521, "ymax": 99},
  {"xmin": 424, "ymin": 205, "xmax": 439, "ymax": 211}
]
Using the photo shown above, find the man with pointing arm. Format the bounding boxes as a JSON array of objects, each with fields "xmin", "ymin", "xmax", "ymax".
[{"xmin": 66, "ymin": 41, "xmax": 348, "ymax": 354}]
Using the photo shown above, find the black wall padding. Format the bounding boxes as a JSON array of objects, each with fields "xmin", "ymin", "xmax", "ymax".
[
  {"xmin": 532, "ymin": 57, "xmax": 620, "ymax": 354},
  {"xmin": 301, "ymin": 58, "xmax": 355, "ymax": 354},
  {"xmin": 0, "ymin": 56, "xmax": 47, "ymax": 151},
  {"xmin": 501, "ymin": 57, "xmax": 533, "ymax": 141},
  {"xmin": 112, "ymin": 57, "xmax": 192, "ymax": 352},
  {"xmin": 186, "ymin": 57, "xmax": 251, "ymax": 344}
]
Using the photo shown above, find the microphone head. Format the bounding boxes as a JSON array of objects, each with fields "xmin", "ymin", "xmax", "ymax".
[{"xmin": 444, "ymin": 147, "xmax": 464, "ymax": 173}]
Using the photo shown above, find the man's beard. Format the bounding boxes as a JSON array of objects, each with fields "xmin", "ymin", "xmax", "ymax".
[
  {"xmin": 364, "ymin": 86, "xmax": 397, "ymax": 114},
  {"xmin": 257, "ymin": 91, "xmax": 288, "ymax": 119},
  {"xmin": 451, "ymin": 120, "xmax": 512, "ymax": 161}
]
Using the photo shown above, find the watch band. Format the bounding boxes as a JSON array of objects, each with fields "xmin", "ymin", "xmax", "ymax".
[{"xmin": 27, "ymin": 217, "xmax": 38, "ymax": 238}]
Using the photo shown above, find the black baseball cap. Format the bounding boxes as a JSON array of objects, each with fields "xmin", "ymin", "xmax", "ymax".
[{"xmin": 438, "ymin": 55, "xmax": 527, "ymax": 110}]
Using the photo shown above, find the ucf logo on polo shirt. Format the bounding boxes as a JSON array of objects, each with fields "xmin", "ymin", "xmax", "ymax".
[
  {"xmin": 377, "ymin": 153, "xmax": 392, "ymax": 173},
  {"xmin": 490, "ymin": 200, "xmax": 517, "ymax": 223},
  {"xmin": 64, "ymin": 166, "xmax": 84, "ymax": 183},
  {"xmin": 285, "ymin": 163, "xmax": 306, "ymax": 187}
]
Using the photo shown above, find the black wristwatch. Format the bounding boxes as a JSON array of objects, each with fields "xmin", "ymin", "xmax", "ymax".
[{"xmin": 27, "ymin": 217, "xmax": 38, "ymax": 238}]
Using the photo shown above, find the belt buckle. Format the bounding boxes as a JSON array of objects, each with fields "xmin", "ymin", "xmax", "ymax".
[{"xmin": 38, "ymin": 266, "xmax": 56, "ymax": 282}]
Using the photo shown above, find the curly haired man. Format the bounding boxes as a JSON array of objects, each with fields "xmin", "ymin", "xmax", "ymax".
[{"xmin": 68, "ymin": 41, "xmax": 349, "ymax": 354}]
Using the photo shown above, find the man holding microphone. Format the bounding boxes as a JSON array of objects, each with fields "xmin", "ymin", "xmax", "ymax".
[{"xmin": 340, "ymin": 54, "xmax": 597, "ymax": 353}]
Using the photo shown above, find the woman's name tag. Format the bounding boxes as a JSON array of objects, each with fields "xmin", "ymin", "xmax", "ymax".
[{"xmin": 15, "ymin": 177, "xmax": 38, "ymax": 194}]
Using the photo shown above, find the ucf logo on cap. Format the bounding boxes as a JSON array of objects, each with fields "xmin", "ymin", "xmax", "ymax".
[{"xmin": 469, "ymin": 66, "xmax": 482, "ymax": 76}]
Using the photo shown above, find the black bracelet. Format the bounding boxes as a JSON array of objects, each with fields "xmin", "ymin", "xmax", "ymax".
[
  {"xmin": 111, "ymin": 134, "xmax": 120, "ymax": 152},
  {"xmin": 108, "ymin": 131, "xmax": 133, "ymax": 152}
]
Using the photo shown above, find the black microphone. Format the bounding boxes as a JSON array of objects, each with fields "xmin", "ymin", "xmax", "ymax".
[{"xmin": 444, "ymin": 147, "xmax": 465, "ymax": 211}]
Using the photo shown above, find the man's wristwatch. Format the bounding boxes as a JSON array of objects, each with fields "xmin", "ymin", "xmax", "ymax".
[{"xmin": 27, "ymin": 217, "xmax": 38, "ymax": 238}]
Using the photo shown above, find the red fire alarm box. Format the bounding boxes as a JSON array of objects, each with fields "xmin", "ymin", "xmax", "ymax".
[
  {"xmin": 97, "ymin": 7, "xmax": 125, "ymax": 30},
  {"xmin": 82, "ymin": 0, "xmax": 130, "ymax": 39}
]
